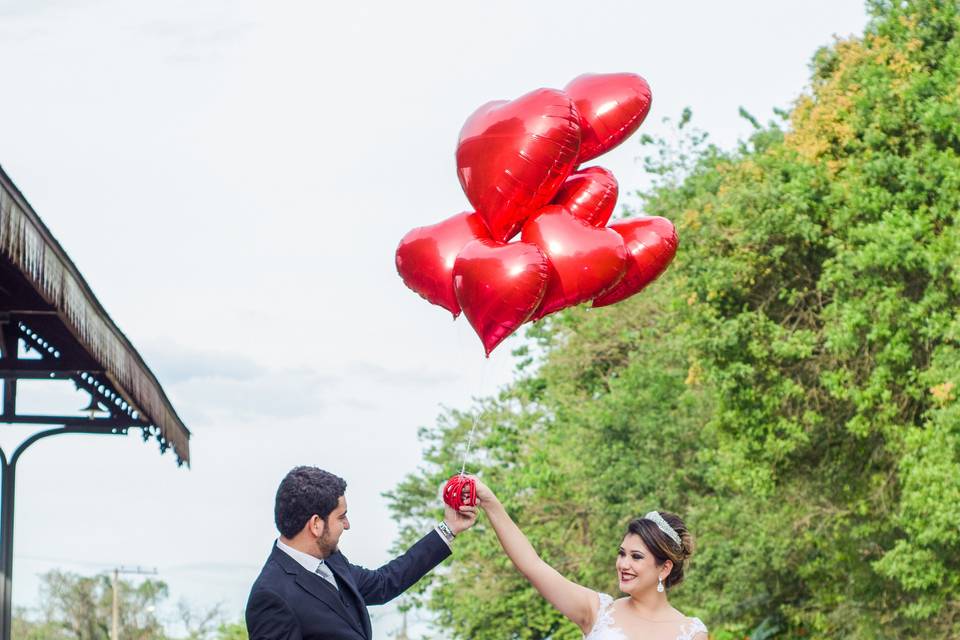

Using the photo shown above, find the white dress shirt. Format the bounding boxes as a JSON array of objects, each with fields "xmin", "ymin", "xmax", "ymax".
[{"xmin": 276, "ymin": 538, "xmax": 338, "ymax": 589}]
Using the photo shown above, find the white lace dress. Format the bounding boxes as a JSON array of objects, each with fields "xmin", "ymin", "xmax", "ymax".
[{"xmin": 584, "ymin": 593, "xmax": 708, "ymax": 640}]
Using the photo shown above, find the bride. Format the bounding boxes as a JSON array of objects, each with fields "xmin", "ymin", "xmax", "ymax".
[{"xmin": 469, "ymin": 477, "xmax": 707, "ymax": 640}]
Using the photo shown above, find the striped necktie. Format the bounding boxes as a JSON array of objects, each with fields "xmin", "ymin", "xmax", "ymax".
[{"xmin": 316, "ymin": 559, "xmax": 339, "ymax": 590}]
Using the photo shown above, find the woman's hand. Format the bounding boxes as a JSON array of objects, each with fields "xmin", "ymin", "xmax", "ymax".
[{"xmin": 469, "ymin": 476, "xmax": 497, "ymax": 508}]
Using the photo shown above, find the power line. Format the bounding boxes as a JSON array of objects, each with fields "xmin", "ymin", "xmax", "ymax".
[{"xmin": 15, "ymin": 554, "xmax": 258, "ymax": 573}]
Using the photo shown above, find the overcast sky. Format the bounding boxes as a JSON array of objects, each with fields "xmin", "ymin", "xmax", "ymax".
[{"xmin": 0, "ymin": 1, "xmax": 867, "ymax": 636}]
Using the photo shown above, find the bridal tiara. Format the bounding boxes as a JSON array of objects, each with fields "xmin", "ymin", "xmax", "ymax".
[{"xmin": 644, "ymin": 511, "xmax": 681, "ymax": 548}]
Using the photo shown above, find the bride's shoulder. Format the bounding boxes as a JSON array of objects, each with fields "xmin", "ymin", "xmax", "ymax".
[
  {"xmin": 591, "ymin": 592, "xmax": 615, "ymax": 616},
  {"xmin": 598, "ymin": 594, "xmax": 637, "ymax": 614},
  {"xmin": 584, "ymin": 593, "xmax": 624, "ymax": 639},
  {"xmin": 591, "ymin": 593, "xmax": 637, "ymax": 626},
  {"xmin": 594, "ymin": 592, "xmax": 627, "ymax": 609},
  {"xmin": 678, "ymin": 615, "xmax": 708, "ymax": 640}
]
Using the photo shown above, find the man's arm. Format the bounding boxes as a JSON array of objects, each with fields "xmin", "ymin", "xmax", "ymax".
[
  {"xmin": 246, "ymin": 589, "xmax": 303, "ymax": 640},
  {"xmin": 349, "ymin": 505, "xmax": 476, "ymax": 605},
  {"xmin": 347, "ymin": 528, "xmax": 451, "ymax": 605}
]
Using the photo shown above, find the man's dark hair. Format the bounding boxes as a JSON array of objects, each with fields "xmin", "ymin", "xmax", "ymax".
[{"xmin": 274, "ymin": 466, "xmax": 347, "ymax": 538}]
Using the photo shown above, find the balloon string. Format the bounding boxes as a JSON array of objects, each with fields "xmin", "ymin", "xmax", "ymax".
[{"xmin": 459, "ymin": 358, "xmax": 489, "ymax": 477}]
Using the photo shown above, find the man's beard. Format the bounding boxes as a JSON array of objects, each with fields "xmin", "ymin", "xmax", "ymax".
[{"xmin": 317, "ymin": 531, "xmax": 338, "ymax": 557}]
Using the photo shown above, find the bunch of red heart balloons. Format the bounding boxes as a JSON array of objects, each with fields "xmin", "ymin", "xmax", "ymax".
[{"xmin": 396, "ymin": 72, "xmax": 678, "ymax": 356}]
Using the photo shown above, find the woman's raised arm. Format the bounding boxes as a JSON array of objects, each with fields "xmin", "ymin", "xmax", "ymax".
[{"xmin": 473, "ymin": 478, "xmax": 598, "ymax": 633}]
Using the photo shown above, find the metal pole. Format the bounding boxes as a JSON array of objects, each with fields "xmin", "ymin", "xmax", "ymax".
[
  {"xmin": 0, "ymin": 321, "xmax": 14, "ymax": 640},
  {"xmin": 0, "ymin": 449, "xmax": 11, "ymax": 640},
  {"xmin": 112, "ymin": 568, "xmax": 119, "ymax": 640},
  {"xmin": 0, "ymin": 427, "xmax": 125, "ymax": 640}
]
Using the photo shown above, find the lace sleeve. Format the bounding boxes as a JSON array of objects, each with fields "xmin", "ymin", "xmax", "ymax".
[
  {"xmin": 677, "ymin": 617, "xmax": 708, "ymax": 640},
  {"xmin": 584, "ymin": 593, "xmax": 616, "ymax": 639}
]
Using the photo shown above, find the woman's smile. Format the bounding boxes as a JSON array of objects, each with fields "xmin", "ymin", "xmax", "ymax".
[{"xmin": 618, "ymin": 570, "xmax": 637, "ymax": 583}]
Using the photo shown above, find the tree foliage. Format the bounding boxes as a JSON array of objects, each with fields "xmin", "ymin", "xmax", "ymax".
[
  {"xmin": 14, "ymin": 570, "xmax": 247, "ymax": 640},
  {"xmin": 387, "ymin": 2, "xmax": 960, "ymax": 638},
  {"xmin": 14, "ymin": 570, "xmax": 168, "ymax": 639}
]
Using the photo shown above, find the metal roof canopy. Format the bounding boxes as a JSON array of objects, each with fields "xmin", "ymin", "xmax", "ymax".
[{"xmin": 0, "ymin": 164, "xmax": 190, "ymax": 640}]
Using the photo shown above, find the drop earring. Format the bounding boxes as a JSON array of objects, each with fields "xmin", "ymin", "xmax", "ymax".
[{"xmin": 657, "ymin": 577, "xmax": 664, "ymax": 593}]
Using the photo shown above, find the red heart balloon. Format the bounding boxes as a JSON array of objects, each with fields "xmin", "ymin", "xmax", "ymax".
[
  {"xmin": 456, "ymin": 88, "xmax": 581, "ymax": 242},
  {"xmin": 592, "ymin": 216, "xmax": 678, "ymax": 308},
  {"xmin": 520, "ymin": 205, "xmax": 627, "ymax": 320},
  {"xmin": 550, "ymin": 166, "xmax": 619, "ymax": 227},
  {"xmin": 453, "ymin": 239, "xmax": 549, "ymax": 356},
  {"xmin": 564, "ymin": 72, "xmax": 652, "ymax": 164},
  {"xmin": 396, "ymin": 212, "xmax": 490, "ymax": 318}
]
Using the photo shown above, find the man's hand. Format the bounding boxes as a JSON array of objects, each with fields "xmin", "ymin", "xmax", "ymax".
[{"xmin": 443, "ymin": 504, "xmax": 478, "ymax": 536}]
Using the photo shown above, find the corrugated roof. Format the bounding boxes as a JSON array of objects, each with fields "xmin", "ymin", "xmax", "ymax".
[{"xmin": 0, "ymin": 164, "xmax": 190, "ymax": 463}]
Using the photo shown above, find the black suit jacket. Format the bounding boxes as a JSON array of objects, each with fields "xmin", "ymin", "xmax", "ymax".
[{"xmin": 245, "ymin": 531, "xmax": 451, "ymax": 639}]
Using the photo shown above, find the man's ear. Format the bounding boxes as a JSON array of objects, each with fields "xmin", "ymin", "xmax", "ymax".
[{"xmin": 308, "ymin": 514, "xmax": 325, "ymax": 538}]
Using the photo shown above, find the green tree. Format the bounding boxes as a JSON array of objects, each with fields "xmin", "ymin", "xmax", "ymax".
[
  {"xmin": 388, "ymin": 1, "xmax": 960, "ymax": 638},
  {"xmin": 212, "ymin": 621, "xmax": 248, "ymax": 640},
  {"xmin": 15, "ymin": 569, "xmax": 169, "ymax": 639},
  {"xmin": 15, "ymin": 571, "xmax": 240, "ymax": 639},
  {"xmin": 13, "ymin": 604, "xmax": 69, "ymax": 640}
]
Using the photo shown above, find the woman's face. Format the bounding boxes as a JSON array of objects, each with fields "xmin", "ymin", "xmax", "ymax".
[{"xmin": 616, "ymin": 533, "xmax": 670, "ymax": 596}]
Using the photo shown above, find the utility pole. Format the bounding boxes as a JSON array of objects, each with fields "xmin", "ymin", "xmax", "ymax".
[
  {"xmin": 398, "ymin": 610, "xmax": 409, "ymax": 640},
  {"xmin": 110, "ymin": 566, "xmax": 157, "ymax": 640},
  {"xmin": 390, "ymin": 603, "xmax": 411, "ymax": 640}
]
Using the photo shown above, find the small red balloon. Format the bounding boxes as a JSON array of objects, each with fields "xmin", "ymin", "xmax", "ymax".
[
  {"xmin": 396, "ymin": 212, "xmax": 490, "ymax": 318},
  {"xmin": 592, "ymin": 216, "xmax": 678, "ymax": 308},
  {"xmin": 443, "ymin": 474, "xmax": 476, "ymax": 509},
  {"xmin": 565, "ymin": 72, "xmax": 652, "ymax": 164},
  {"xmin": 521, "ymin": 206, "xmax": 627, "ymax": 320},
  {"xmin": 550, "ymin": 166, "xmax": 619, "ymax": 228},
  {"xmin": 453, "ymin": 239, "xmax": 549, "ymax": 355},
  {"xmin": 456, "ymin": 88, "xmax": 581, "ymax": 242}
]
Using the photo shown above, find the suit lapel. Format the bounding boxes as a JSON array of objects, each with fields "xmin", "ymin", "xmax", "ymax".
[
  {"xmin": 326, "ymin": 552, "xmax": 372, "ymax": 639},
  {"xmin": 270, "ymin": 545, "xmax": 366, "ymax": 637}
]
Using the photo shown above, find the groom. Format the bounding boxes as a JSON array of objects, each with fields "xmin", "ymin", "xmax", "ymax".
[{"xmin": 246, "ymin": 466, "xmax": 476, "ymax": 639}]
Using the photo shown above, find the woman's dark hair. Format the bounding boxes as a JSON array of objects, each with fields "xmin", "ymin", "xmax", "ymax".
[
  {"xmin": 274, "ymin": 466, "xmax": 347, "ymax": 538},
  {"xmin": 625, "ymin": 511, "xmax": 694, "ymax": 590}
]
